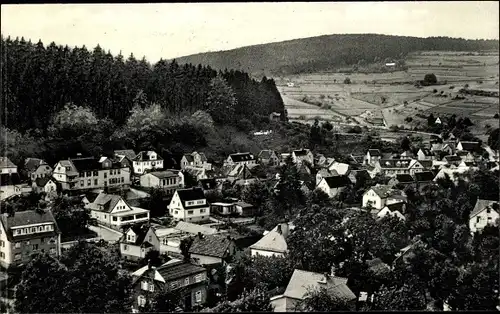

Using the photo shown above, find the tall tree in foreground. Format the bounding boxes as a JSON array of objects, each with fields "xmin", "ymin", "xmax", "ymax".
[
  {"xmin": 210, "ymin": 288, "xmax": 274, "ymax": 312},
  {"xmin": 295, "ymin": 287, "xmax": 354, "ymax": 312}
]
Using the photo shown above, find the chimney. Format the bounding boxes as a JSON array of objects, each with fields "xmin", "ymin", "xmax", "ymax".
[
  {"xmin": 276, "ymin": 224, "xmax": 282, "ymax": 234},
  {"xmin": 147, "ymin": 259, "xmax": 152, "ymax": 270},
  {"xmin": 331, "ymin": 265, "xmax": 336, "ymax": 277}
]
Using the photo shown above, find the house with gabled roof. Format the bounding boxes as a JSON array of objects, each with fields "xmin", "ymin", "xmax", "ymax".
[
  {"xmin": 469, "ymin": 199, "xmax": 499, "ymax": 233},
  {"xmin": 0, "ymin": 209, "xmax": 61, "ymax": 268},
  {"xmin": 291, "ymin": 149, "xmax": 314, "ymax": 166},
  {"xmin": 315, "ymin": 168, "xmax": 338, "ymax": 186},
  {"xmin": 0, "ymin": 172, "xmax": 32, "ymax": 201},
  {"xmin": 24, "ymin": 158, "xmax": 52, "ymax": 181},
  {"xmin": 270, "ymin": 268, "xmax": 356, "ymax": 312},
  {"xmin": 132, "ymin": 151, "xmax": 164, "ymax": 175},
  {"xmin": 249, "ymin": 222, "xmax": 292, "ymax": 258},
  {"xmin": 223, "ymin": 152, "xmax": 256, "ymax": 167},
  {"xmin": 362, "ymin": 185, "xmax": 406, "ymax": 210},
  {"xmin": 316, "ymin": 175, "xmax": 351, "ymax": 198},
  {"xmin": 131, "ymin": 259, "xmax": 208, "ymax": 312},
  {"xmin": 32, "ymin": 177, "xmax": 58, "ymax": 196},
  {"xmin": 0, "ymin": 157, "xmax": 17, "ymax": 174},
  {"xmin": 388, "ymin": 174, "xmax": 414, "ymax": 187},
  {"xmin": 328, "ymin": 161, "xmax": 350, "ymax": 176},
  {"xmin": 230, "ymin": 164, "xmax": 259, "ymax": 187},
  {"xmin": 120, "ymin": 224, "xmax": 158, "ymax": 261},
  {"xmin": 417, "ymin": 148, "xmax": 434, "ymax": 161},
  {"xmin": 188, "ymin": 233, "xmax": 237, "ymax": 266},
  {"xmin": 257, "ymin": 150, "xmax": 280, "ymax": 166},
  {"xmin": 115, "ymin": 149, "xmax": 137, "ymax": 161},
  {"xmin": 139, "ymin": 170, "xmax": 184, "ymax": 195},
  {"xmin": 365, "ymin": 149, "xmax": 382, "ymax": 166},
  {"xmin": 85, "ymin": 192, "xmax": 150, "ymax": 230},
  {"xmin": 377, "ymin": 202, "xmax": 406, "ymax": 221},
  {"xmin": 168, "ymin": 187, "xmax": 210, "ymax": 223},
  {"xmin": 457, "ymin": 141, "xmax": 481, "ymax": 152},
  {"xmin": 443, "ymin": 155, "xmax": 464, "ymax": 166},
  {"xmin": 181, "ymin": 152, "xmax": 211, "ymax": 171},
  {"xmin": 347, "ymin": 169, "xmax": 370, "ymax": 185}
]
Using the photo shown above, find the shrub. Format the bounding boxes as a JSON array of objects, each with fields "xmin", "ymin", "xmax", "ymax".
[
  {"xmin": 298, "ymin": 115, "xmax": 306, "ymax": 120},
  {"xmin": 494, "ymin": 113, "xmax": 499, "ymax": 119},
  {"xmin": 433, "ymin": 89, "xmax": 438, "ymax": 93},
  {"xmin": 389, "ymin": 125, "xmax": 400, "ymax": 132}
]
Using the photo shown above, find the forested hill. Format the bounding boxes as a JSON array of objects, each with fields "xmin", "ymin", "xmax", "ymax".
[
  {"xmin": 0, "ymin": 35, "xmax": 285, "ymax": 132},
  {"xmin": 173, "ymin": 34, "xmax": 499, "ymax": 77}
]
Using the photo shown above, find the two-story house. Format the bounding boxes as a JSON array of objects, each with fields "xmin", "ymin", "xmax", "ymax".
[
  {"xmin": 132, "ymin": 151, "xmax": 164, "ymax": 175},
  {"xmin": 315, "ymin": 169, "xmax": 338, "ymax": 186},
  {"xmin": 376, "ymin": 159, "xmax": 425, "ymax": 177},
  {"xmin": 180, "ymin": 152, "xmax": 212, "ymax": 170},
  {"xmin": 24, "ymin": 158, "xmax": 52, "ymax": 182},
  {"xmin": 52, "ymin": 156, "xmax": 131, "ymax": 193},
  {"xmin": 249, "ymin": 223, "xmax": 292, "ymax": 258},
  {"xmin": 120, "ymin": 224, "xmax": 159, "ymax": 261},
  {"xmin": 315, "ymin": 175, "xmax": 351, "ymax": 199},
  {"xmin": 0, "ymin": 157, "xmax": 17, "ymax": 174},
  {"xmin": 131, "ymin": 259, "xmax": 208, "ymax": 312},
  {"xmin": 469, "ymin": 199, "xmax": 499, "ymax": 233},
  {"xmin": 85, "ymin": 192, "xmax": 150, "ymax": 230},
  {"xmin": 417, "ymin": 148, "xmax": 434, "ymax": 161},
  {"xmin": 291, "ymin": 149, "xmax": 314, "ymax": 166},
  {"xmin": 364, "ymin": 149, "xmax": 382, "ymax": 166},
  {"xmin": 140, "ymin": 170, "xmax": 185, "ymax": 195},
  {"xmin": 32, "ymin": 177, "xmax": 58, "ymax": 196},
  {"xmin": 456, "ymin": 141, "xmax": 481, "ymax": 153},
  {"xmin": 188, "ymin": 233, "xmax": 237, "ymax": 266},
  {"xmin": 257, "ymin": 150, "xmax": 280, "ymax": 166},
  {"xmin": 223, "ymin": 152, "xmax": 256, "ymax": 167},
  {"xmin": 168, "ymin": 187, "xmax": 210, "ymax": 223},
  {"xmin": 362, "ymin": 185, "xmax": 407, "ymax": 210},
  {"xmin": 0, "ymin": 210, "xmax": 61, "ymax": 269}
]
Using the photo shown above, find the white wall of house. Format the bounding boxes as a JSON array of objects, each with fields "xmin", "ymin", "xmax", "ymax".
[
  {"xmin": 31, "ymin": 165, "xmax": 53, "ymax": 180},
  {"xmin": 1, "ymin": 166, "xmax": 17, "ymax": 174},
  {"xmin": 316, "ymin": 178, "xmax": 344, "ymax": 198},
  {"xmin": 133, "ymin": 158, "xmax": 164, "ymax": 175},
  {"xmin": 0, "ymin": 222, "xmax": 12, "ymax": 266},
  {"xmin": 250, "ymin": 248, "xmax": 285, "ymax": 258},
  {"xmin": 362, "ymin": 190, "xmax": 385, "ymax": 209},
  {"xmin": 191, "ymin": 253, "xmax": 223, "ymax": 266},
  {"xmin": 169, "ymin": 192, "xmax": 210, "ymax": 222},
  {"xmin": 377, "ymin": 207, "xmax": 405, "ymax": 220},
  {"xmin": 469, "ymin": 209, "xmax": 500, "ymax": 233}
]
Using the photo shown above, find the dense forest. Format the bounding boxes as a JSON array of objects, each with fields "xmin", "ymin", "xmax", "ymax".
[
  {"xmin": 0, "ymin": 35, "xmax": 286, "ymax": 132},
  {"xmin": 174, "ymin": 34, "xmax": 499, "ymax": 77}
]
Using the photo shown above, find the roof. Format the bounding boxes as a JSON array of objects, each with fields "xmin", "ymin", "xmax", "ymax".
[
  {"xmin": 174, "ymin": 221, "xmax": 218, "ymax": 235},
  {"xmin": 329, "ymin": 162, "xmax": 350, "ymax": 175},
  {"xmin": 368, "ymin": 149, "xmax": 381, "ymax": 156},
  {"xmin": 176, "ymin": 187, "xmax": 206, "ymax": 203},
  {"xmin": 323, "ymin": 175, "xmax": 351, "ymax": 189},
  {"xmin": 145, "ymin": 170, "xmax": 180, "ymax": 179},
  {"xmin": 419, "ymin": 160, "xmax": 433, "ymax": 168},
  {"xmin": 378, "ymin": 159, "xmax": 412, "ymax": 169},
  {"xmin": 283, "ymin": 269, "xmax": 356, "ymax": 301},
  {"xmin": 470, "ymin": 199, "xmax": 499, "ymax": 218},
  {"xmin": 24, "ymin": 158, "xmax": 47, "ymax": 172},
  {"xmin": 184, "ymin": 154, "xmax": 194, "ymax": 163},
  {"xmin": 250, "ymin": 223, "xmax": 289, "ymax": 253},
  {"xmin": 0, "ymin": 210, "xmax": 60, "ymax": 241},
  {"xmin": 258, "ymin": 150, "xmax": 276, "ymax": 160},
  {"xmin": 384, "ymin": 202, "xmax": 406, "ymax": 212},
  {"xmin": 133, "ymin": 151, "xmax": 163, "ymax": 162},
  {"xmin": 293, "ymin": 149, "xmax": 310, "ymax": 157},
  {"xmin": 368, "ymin": 185, "xmax": 400, "ymax": 199},
  {"xmin": 444, "ymin": 155, "xmax": 462, "ymax": 163},
  {"xmin": 0, "ymin": 157, "xmax": 16, "ymax": 169},
  {"xmin": 188, "ymin": 234, "xmax": 232, "ymax": 258},
  {"xmin": 157, "ymin": 260, "xmax": 206, "ymax": 282},
  {"xmin": 458, "ymin": 141, "xmax": 480, "ymax": 151},
  {"xmin": 34, "ymin": 177, "xmax": 54, "ymax": 188},
  {"xmin": 70, "ymin": 158, "xmax": 101, "ymax": 172},
  {"xmin": 123, "ymin": 224, "xmax": 150, "ymax": 245},
  {"xmin": 318, "ymin": 168, "xmax": 336, "ymax": 178},
  {"xmin": 414, "ymin": 171, "xmax": 435, "ymax": 182},
  {"xmin": 419, "ymin": 148, "xmax": 433, "ymax": 156},
  {"xmin": 88, "ymin": 192, "xmax": 123, "ymax": 213},
  {"xmin": 0, "ymin": 173, "xmax": 21, "ymax": 186},
  {"xmin": 395, "ymin": 174, "xmax": 414, "ymax": 184},
  {"xmin": 229, "ymin": 152, "xmax": 255, "ymax": 162},
  {"xmin": 114, "ymin": 150, "xmax": 137, "ymax": 160}
]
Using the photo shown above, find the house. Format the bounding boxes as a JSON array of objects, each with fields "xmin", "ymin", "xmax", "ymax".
[
  {"xmin": 362, "ymin": 185, "xmax": 406, "ymax": 210},
  {"xmin": 443, "ymin": 155, "xmax": 463, "ymax": 166},
  {"xmin": 269, "ymin": 112, "xmax": 281, "ymax": 122},
  {"xmin": 270, "ymin": 268, "xmax": 356, "ymax": 312},
  {"xmin": 456, "ymin": 141, "xmax": 481, "ymax": 152},
  {"xmin": 347, "ymin": 169, "xmax": 370, "ymax": 185},
  {"xmin": 291, "ymin": 149, "xmax": 314, "ymax": 166},
  {"xmin": 469, "ymin": 199, "xmax": 499, "ymax": 233},
  {"xmin": 174, "ymin": 221, "xmax": 218, "ymax": 236},
  {"xmin": 435, "ymin": 117, "xmax": 442, "ymax": 124},
  {"xmin": 388, "ymin": 174, "xmax": 414, "ymax": 187},
  {"xmin": 188, "ymin": 233, "xmax": 237, "ymax": 266},
  {"xmin": 400, "ymin": 150, "xmax": 414, "ymax": 160},
  {"xmin": 24, "ymin": 158, "xmax": 52, "ymax": 181},
  {"xmin": 0, "ymin": 157, "xmax": 17, "ymax": 174},
  {"xmin": 417, "ymin": 148, "xmax": 434, "ymax": 161},
  {"xmin": 377, "ymin": 202, "xmax": 406, "ymax": 221},
  {"xmin": 315, "ymin": 169, "xmax": 338, "ymax": 186},
  {"xmin": 114, "ymin": 149, "xmax": 137, "ymax": 161},
  {"xmin": 120, "ymin": 224, "xmax": 158, "ymax": 261},
  {"xmin": 376, "ymin": 159, "xmax": 412, "ymax": 177},
  {"xmin": 234, "ymin": 202, "xmax": 254, "ymax": 217},
  {"xmin": 257, "ymin": 150, "xmax": 280, "ymax": 166},
  {"xmin": 414, "ymin": 171, "xmax": 435, "ymax": 185},
  {"xmin": 198, "ymin": 178, "xmax": 222, "ymax": 193},
  {"xmin": 316, "ymin": 175, "xmax": 351, "ymax": 198},
  {"xmin": 183, "ymin": 167, "xmax": 208, "ymax": 182},
  {"xmin": 365, "ymin": 149, "xmax": 381, "ymax": 166},
  {"xmin": 249, "ymin": 222, "xmax": 291, "ymax": 258},
  {"xmin": 223, "ymin": 152, "xmax": 256, "ymax": 167},
  {"xmin": 180, "ymin": 152, "xmax": 211, "ymax": 170},
  {"xmin": 139, "ymin": 170, "xmax": 184, "ymax": 195},
  {"xmin": 0, "ymin": 210, "xmax": 61, "ymax": 269},
  {"xmin": 433, "ymin": 164, "xmax": 475, "ymax": 183},
  {"xmin": 328, "ymin": 161, "xmax": 350, "ymax": 176},
  {"xmin": 32, "ymin": 177, "xmax": 58, "ymax": 195},
  {"xmin": 52, "ymin": 156, "xmax": 131, "ymax": 193},
  {"xmin": 85, "ymin": 192, "xmax": 150, "ymax": 230},
  {"xmin": 131, "ymin": 259, "xmax": 208, "ymax": 312},
  {"xmin": 168, "ymin": 187, "xmax": 210, "ymax": 223},
  {"xmin": 210, "ymin": 202, "xmax": 237, "ymax": 216},
  {"xmin": 0, "ymin": 173, "xmax": 31, "ymax": 201},
  {"xmin": 132, "ymin": 151, "xmax": 164, "ymax": 175},
  {"xmin": 230, "ymin": 164, "xmax": 259, "ymax": 187},
  {"xmin": 441, "ymin": 143, "xmax": 456, "ymax": 155}
]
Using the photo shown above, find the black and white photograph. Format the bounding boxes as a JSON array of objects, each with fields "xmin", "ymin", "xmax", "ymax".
[{"xmin": 0, "ymin": 2, "xmax": 499, "ymax": 312}]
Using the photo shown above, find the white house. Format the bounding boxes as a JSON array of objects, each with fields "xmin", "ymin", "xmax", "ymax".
[
  {"xmin": 469, "ymin": 199, "xmax": 499, "ymax": 233},
  {"xmin": 32, "ymin": 177, "xmax": 58, "ymax": 195},
  {"xmin": 139, "ymin": 170, "xmax": 184, "ymax": 195},
  {"xmin": 435, "ymin": 117, "xmax": 442, "ymax": 124},
  {"xmin": 85, "ymin": 192, "xmax": 150, "ymax": 230},
  {"xmin": 377, "ymin": 202, "xmax": 406, "ymax": 221},
  {"xmin": 417, "ymin": 149, "xmax": 434, "ymax": 161},
  {"xmin": 316, "ymin": 175, "xmax": 351, "ymax": 199},
  {"xmin": 291, "ymin": 149, "xmax": 314, "ymax": 166},
  {"xmin": 132, "ymin": 151, "xmax": 164, "ymax": 175},
  {"xmin": 168, "ymin": 187, "xmax": 210, "ymax": 223},
  {"xmin": 328, "ymin": 161, "xmax": 350, "ymax": 176},
  {"xmin": 120, "ymin": 225, "xmax": 159, "ymax": 261},
  {"xmin": 250, "ymin": 223, "xmax": 292, "ymax": 258},
  {"xmin": 456, "ymin": 141, "xmax": 480, "ymax": 152},
  {"xmin": 362, "ymin": 185, "xmax": 406, "ymax": 210},
  {"xmin": 0, "ymin": 157, "xmax": 17, "ymax": 174},
  {"xmin": 180, "ymin": 152, "xmax": 211, "ymax": 170},
  {"xmin": 24, "ymin": 158, "xmax": 52, "ymax": 181},
  {"xmin": 365, "ymin": 149, "xmax": 381, "ymax": 166},
  {"xmin": 223, "ymin": 152, "xmax": 256, "ymax": 167}
]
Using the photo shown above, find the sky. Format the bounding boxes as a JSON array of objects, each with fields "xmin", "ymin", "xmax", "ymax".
[{"xmin": 1, "ymin": 2, "xmax": 499, "ymax": 62}]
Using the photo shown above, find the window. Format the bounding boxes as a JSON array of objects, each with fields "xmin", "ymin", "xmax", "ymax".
[
  {"xmin": 79, "ymin": 172, "xmax": 84, "ymax": 177},
  {"xmin": 123, "ymin": 245, "xmax": 128, "ymax": 251},
  {"xmin": 175, "ymin": 211, "xmax": 178, "ymax": 215},
  {"xmin": 113, "ymin": 217, "xmax": 117, "ymax": 222},
  {"xmin": 16, "ymin": 229, "xmax": 21, "ymax": 235},
  {"xmin": 94, "ymin": 179, "xmax": 98, "ymax": 185},
  {"xmin": 118, "ymin": 169, "xmax": 121, "ymax": 175},
  {"xmin": 200, "ymin": 209, "xmax": 206, "ymax": 214},
  {"xmin": 195, "ymin": 290, "xmax": 202, "ymax": 303},
  {"xmin": 32, "ymin": 244, "xmax": 39, "ymax": 250},
  {"xmin": 80, "ymin": 180, "xmax": 84, "ymax": 186},
  {"xmin": 138, "ymin": 295, "xmax": 146, "ymax": 307},
  {"xmin": 121, "ymin": 177, "xmax": 124, "ymax": 183},
  {"xmin": 195, "ymin": 274, "xmax": 203, "ymax": 283},
  {"xmin": 188, "ymin": 210, "xmax": 194, "ymax": 215},
  {"xmin": 93, "ymin": 171, "xmax": 98, "ymax": 176},
  {"xmin": 141, "ymin": 281, "xmax": 148, "ymax": 291},
  {"xmin": 487, "ymin": 208, "xmax": 491, "ymax": 214},
  {"xmin": 87, "ymin": 179, "xmax": 91, "ymax": 186},
  {"xmin": 0, "ymin": 240, "xmax": 4, "ymax": 247},
  {"xmin": 87, "ymin": 171, "xmax": 91, "ymax": 177},
  {"xmin": 477, "ymin": 217, "xmax": 481, "ymax": 223},
  {"xmin": 184, "ymin": 278, "xmax": 190, "ymax": 286},
  {"xmin": 15, "ymin": 242, "xmax": 21, "ymax": 249},
  {"xmin": 15, "ymin": 254, "xmax": 21, "ymax": 260},
  {"xmin": 148, "ymin": 236, "xmax": 152, "ymax": 242},
  {"xmin": 170, "ymin": 281, "xmax": 178, "ymax": 289},
  {"xmin": 0, "ymin": 252, "xmax": 5, "ymax": 259},
  {"xmin": 104, "ymin": 173, "xmax": 108, "ymax": 179},
  {"xmin": 149, "ymin": 284, "xmax": 154, "ymax": 292},
  {"xmin": 31, "ymin": 227, "xmax": 36, "ymax": 233}
]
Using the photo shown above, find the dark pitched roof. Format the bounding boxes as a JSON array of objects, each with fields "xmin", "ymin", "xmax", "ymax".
[
  {"xmin": 123, "ymin": 224, "xmax": 150, "ymax": 245},
  {"xmin": 419, "ymin": 148, "xmax": 433, "ymax": 156},
  {"xmin": 385, "ymin": 202, "xmax": 406, "ymax": 212},
  {"xmin": 444, "ymin": 155, "xmax": 462, "ymax": 163},
  {"xmin": 157, "ymin": 260, "xmax": 206, "ymax": 282},
  {"xmin": 470, "ymin": 199, "xmax": 499, "ymax": 218},
  {"xmin": 368, "ymin": 149, "xmax": 381, "ymax": 156},
  {"xmin": 0, "ymin": 157, "xmax": 16, "ymax": 169},
  {"xmin": 90, "ymin": 193, "xmax": 124, "ymax": 213},
  {"xmin": 0, "ymin": 210, "xmax": 60, "ymax": 241},
  {"xmin": 114, "ymin": 149, "xmax": 137, "ymax": 160},
  {"xmin": 418, "ymin": 160, "xmax": 433, "ymax": 168},
  {"xmin": 414, "ymin": 171, "xmax": 435, "ymax": 182},
  {"xmin": 184, "ymin": 155, "xmax": 194, "ymax": 162},
  {"xmin": 229, "ymin": 152, "xmax": 255, "ymax": 162},
  {"xmin": 0, "ymin": 173, "xmax": 21, "ymax": 186},
  {"xmin": 70, "ymin": 158, "xmax": 102, "ymax": 172},
  {"xmin": 395, "ymin": 174, "xmax": 414, "ymax": 183},
  {"xmin": 34, "ymin": 177, "xmax": 54, "ymax": 188},
  {"xmin": 324, "ymin": 175, "xmax": 351, "ymax": 188},
  {"xmin": 24, "ymin": 158, "xmax": 47, "ymax": 172},
  {"xmin": 293, "ymin": 149, "xmax": 310, "ymax": 157},
  {"xmin": 177, "ymin": 187, "xmax": 206, "ymax": 203},
  {"xmin": 458, "ymin": 141, "xmax": 480, "ymax": 151},
  {"xmin": 145, "ymin": 170, "xmax": 180, "ymax": 179},
  {"xmin": 133, "ymin": 151, "xmax": 163, "ymax": 162},
  {"xmin": 189, "ymin": 234, "xmax": 232, "ymax": 258}
]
